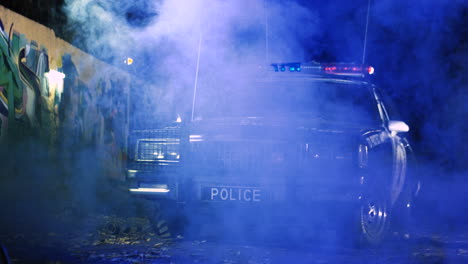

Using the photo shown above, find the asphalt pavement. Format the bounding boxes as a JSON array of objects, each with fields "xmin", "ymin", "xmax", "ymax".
[{"xmin": 1, "ymin": 213, "xmax": 467, "ymax": 264}]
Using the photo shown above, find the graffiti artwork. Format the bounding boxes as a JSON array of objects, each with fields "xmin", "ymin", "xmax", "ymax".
[
  {"xmin": 0, "ymin": 13, "xmax": 131, "ymax": 179},
  {"xmin": 0, "ymin": 19, "xmax": 57, "ymax": 141}
]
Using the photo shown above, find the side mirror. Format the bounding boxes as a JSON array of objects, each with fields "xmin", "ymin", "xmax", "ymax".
[{"xmin": 388, "ymin": 120, "xmax": 409, "ymax": 136}]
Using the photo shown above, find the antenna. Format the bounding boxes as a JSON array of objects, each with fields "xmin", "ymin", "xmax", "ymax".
[
  {"xmin": 361, "ymin": 0, "xmax": 372, "ymax": 65},
  {"xmin": 191, "ymin": 31, "xmax": 202, "ymax": 122},
  {"xmin": 264, "ymin": 0, "xmax": 269, "ymax": 63}
]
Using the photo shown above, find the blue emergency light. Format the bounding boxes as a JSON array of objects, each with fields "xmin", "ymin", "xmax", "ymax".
[
  {"xmin": 272, "ymin": 63, "xmax": 301, "ymax": 72},
  {"xmin": 271, "ymin": 62, "xmax": 374, "ymax": 76}
]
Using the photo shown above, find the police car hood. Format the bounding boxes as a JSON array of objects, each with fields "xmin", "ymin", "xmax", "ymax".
[{"xmin": 190, "ymin": 115, "xmax": 375, "ymax": 138}]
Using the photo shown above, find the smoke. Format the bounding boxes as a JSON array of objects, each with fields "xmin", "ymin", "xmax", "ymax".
[
  {"xmin": 64, "ymin": 0, "xmax": 320, "ymax": 111},
  {"xmin": 58, "ymin": 0, "xmax": 468, "ymax": 256},
  {"xmin": 56, "ymin": 0, "xmax": 321, "ymax": 238},
  {"xmin": 0, "ymin": 0, "xmax": 465, "ymax": 262},
  {"xmin": 64, "ymin": 0, "xmax": 317, "ymax": 62},
  {"xmin": 367, "ymin": 0, "xmax": 468, "ymax": 165},
  {"xmin": 58, "ymin": 0, "xmax": 355, "ymax": 248},
  {"xmin": 363, "ymin": 0, "xmax": 468, "ymax": 243}
]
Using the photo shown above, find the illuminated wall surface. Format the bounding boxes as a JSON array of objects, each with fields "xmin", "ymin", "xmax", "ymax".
[{"xmin": 0, "ymin": 5, "xmax": 130, "ymax": 179}]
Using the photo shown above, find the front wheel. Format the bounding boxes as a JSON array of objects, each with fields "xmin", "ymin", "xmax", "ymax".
[
  {"xmin": 148, "ymin": 201, "xmax": 186, "ymax": 239},
  {"xmin": 359, "ymin": 189, "xmax": 391, "ymax": 246}
]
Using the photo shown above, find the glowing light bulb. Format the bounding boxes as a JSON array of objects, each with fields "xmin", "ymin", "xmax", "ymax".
[{"xmin": 125, "ymin": 58, "xmax": 134, "ymax": 65}]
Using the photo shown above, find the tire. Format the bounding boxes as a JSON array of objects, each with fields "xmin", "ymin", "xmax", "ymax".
[
  {"xmin": 152, "ymin": 209, "xmax": 172, "ymax": 238},
  {"xmin": 356, "ymin": 140, "xmax": 395, "ymax": 247},
  {"xmin": 359, "ymin": 187, "xmax": 392, "ymax": 246},
  {"xmin": 358, "ymin": 160, "xmax": 414, "ymax": 246},
  {"xmin": 148, "ymin": 201, "xmax": 185, "ymax": 239}
]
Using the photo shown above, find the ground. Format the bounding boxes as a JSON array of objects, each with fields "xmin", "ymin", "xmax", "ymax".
[
  {"xmin": 1, "ymin": 156, "xmax": 466, "ymax": 264},
  {"xmin": 1, "ymin": 212, "xmax": 467, "ymax": 264}
]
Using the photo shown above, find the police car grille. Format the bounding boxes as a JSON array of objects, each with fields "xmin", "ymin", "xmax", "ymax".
[
  {"xmin": 128, "ymin": 128, "xmax": 181, "ymax": 171},
  {"xmin": 189, "ymin": 141, "xmax": 301, "ymax": 171}
]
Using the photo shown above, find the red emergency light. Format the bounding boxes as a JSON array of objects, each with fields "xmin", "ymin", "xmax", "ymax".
[{"xmin": 323, "ymin": 64, "xmax": 374, "ymax": 75}]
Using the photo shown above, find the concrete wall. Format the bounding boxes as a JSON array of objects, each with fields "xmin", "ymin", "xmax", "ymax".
[{"xmin": 0, "ymin": 5, "xmax": 131, "ymax": 180}]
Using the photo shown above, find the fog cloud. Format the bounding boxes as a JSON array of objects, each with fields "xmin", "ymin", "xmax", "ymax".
[
  {"xmin": 61, "ymin": 0, "xmax": 468, "ymax": 249},
  {"xmin": 64, "ymin": 0, "xmax": 320, "ymax": 116}
]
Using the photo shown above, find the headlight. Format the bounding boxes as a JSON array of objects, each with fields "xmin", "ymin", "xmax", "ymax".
[
  {"xmin": 127, "ymin": 169, "xmax": 138, "ymax": 178},
  {"xmin": 136, "ymin": 138, "xmax": 180, "ymax": 162}
]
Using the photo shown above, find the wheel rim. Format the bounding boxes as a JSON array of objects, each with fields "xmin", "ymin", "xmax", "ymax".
[{"xmin": 361, "ymin": 192, "xmax": 389, "ymax": 243}]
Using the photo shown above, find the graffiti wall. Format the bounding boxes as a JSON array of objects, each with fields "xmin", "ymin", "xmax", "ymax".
[{"xmin": 0, "ymin": 5, "xmax": 130, "ymax": 179}]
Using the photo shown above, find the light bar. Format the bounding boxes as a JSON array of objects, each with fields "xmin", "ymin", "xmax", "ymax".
[
  {"xmin": 271, "ymin": 62, "xmax": 374, "ymax": 76},
  {"xmin": 129, "ymin": 187, "xmax": 170, "ymax": 193}
]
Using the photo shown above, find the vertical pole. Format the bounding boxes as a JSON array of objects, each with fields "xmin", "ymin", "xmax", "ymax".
[
  {"xmin": 123, "ymin": 80, "xmax": 131, "ymax": 179},
  {"xmin": 191, "ymin": 32, "xmax": 202, "ymax": 122},
  {"xmin": 264, "ymin": 0, "xmax": 269, "ymax": 64},
  {"xmin": 362, "ymin": 0, "xmax": 372, "ymax": 65}
]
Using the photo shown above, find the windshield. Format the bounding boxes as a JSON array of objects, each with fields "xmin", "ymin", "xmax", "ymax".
[{"xmin": 197, "ymin": 78, "xmax": 381, "ymax": 125}]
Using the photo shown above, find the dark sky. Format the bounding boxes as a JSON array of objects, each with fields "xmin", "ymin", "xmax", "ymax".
[{"xmin": 299, "ymin": 1, "xmax": 467, "ymax": 172}]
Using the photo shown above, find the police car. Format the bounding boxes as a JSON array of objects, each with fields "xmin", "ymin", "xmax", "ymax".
[{"xmin": 126, "ymin": 62, "xmax": 418, "ymax": 245}]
